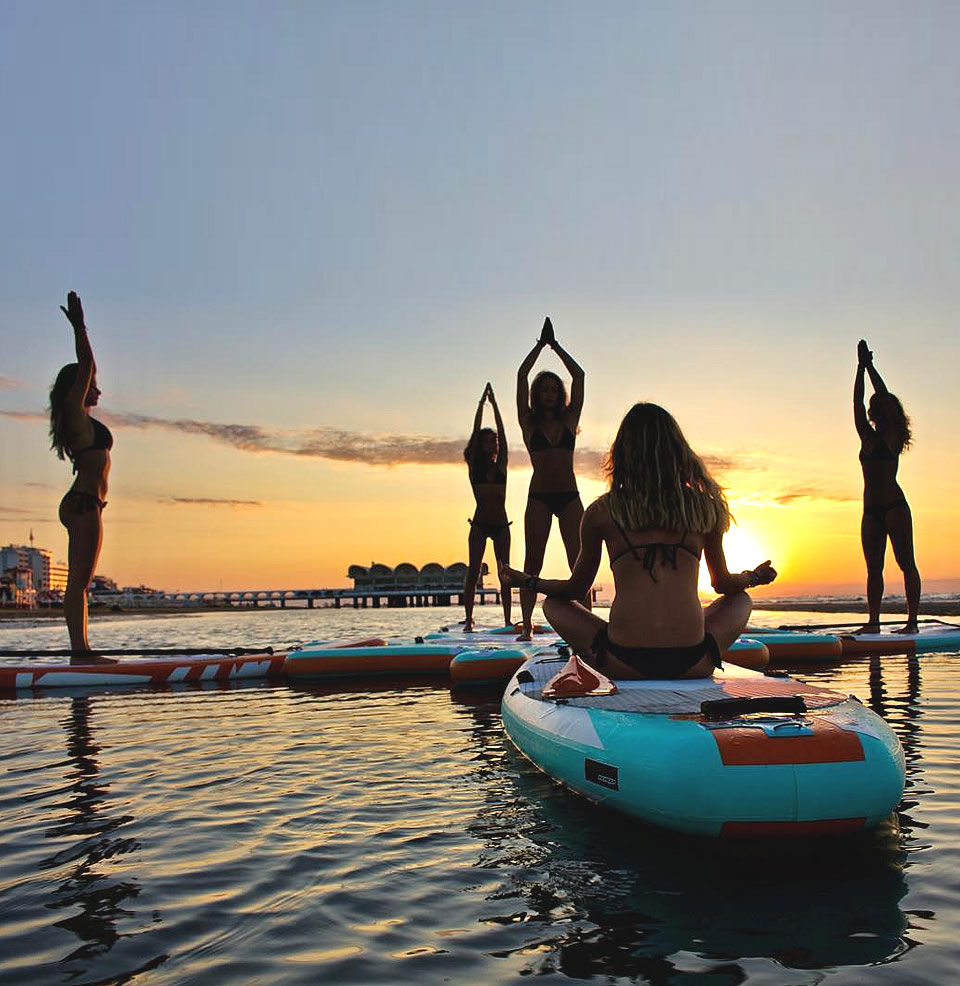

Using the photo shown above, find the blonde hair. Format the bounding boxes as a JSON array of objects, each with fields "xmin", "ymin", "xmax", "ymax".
[{"xmin": 603, "ymin": 403, "xmax": 730, "ymax": 534}]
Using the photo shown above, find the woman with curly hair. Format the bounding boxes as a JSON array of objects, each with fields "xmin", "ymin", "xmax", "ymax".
[
  {"xmin": 855, "ymin": 339, "xmax": 921, "ymax": 633},
  {"xmin": 501, "ymin": 402, "xmax": 775, "ymax": 678}
]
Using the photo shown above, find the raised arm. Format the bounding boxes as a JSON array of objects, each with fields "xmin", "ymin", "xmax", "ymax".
[
  {"xmin": 862, "ymin": 346, "xmax": 889, "ymax": 400},
  {"xmin": 704, "ymin": 530, "xmax": 776, "ymax": 595},
  {"xmin": 854, "ymin": 354, "xmax": 871, "ymax": 440},
  {"xmin": 550, "ymin": 337, "xmax": 585, "ymax": 421},
  {"xmin": 501, "ymin": 502, "xmax": 603, "ymax": 599},
  {"xmin": 60, "ymin": 291, "xmax": 95, "ymax": 411},
  {"xmin": 516, "ymin": 337, "xmax": 545, "ymax": 424},
  {"xmin": 470, "ymin": 386, "xmax": 488, "ymax": 442},
  {"xmin": 489, "ymin": 386, "xmax": 508, "ymax": 470}
]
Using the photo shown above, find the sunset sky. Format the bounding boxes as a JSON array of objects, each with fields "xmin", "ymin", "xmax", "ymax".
[{"xmin": 2, "ymin": 2, "xmax": 958, "ymax": 597}]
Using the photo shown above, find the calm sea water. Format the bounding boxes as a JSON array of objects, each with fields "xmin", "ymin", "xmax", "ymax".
[{"xmin": 1, "ymin": 606, "xmax": 957, "ymax": 986}]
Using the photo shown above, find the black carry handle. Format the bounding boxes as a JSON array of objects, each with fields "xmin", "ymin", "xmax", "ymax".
[
  {"xmin": 0, "ymin": 646, "xmax": 276, "ymax": 658},
  {"xmin": 700, "ymin": 696, "xmax": 808, "ymax": 720}
]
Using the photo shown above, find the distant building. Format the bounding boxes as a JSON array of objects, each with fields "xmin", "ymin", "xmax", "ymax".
[
  {"xmin": 347, "ymin": 561, "xmax": 486, "ymax": 591},
  {"xmin": 0, "ymin": 542, "xmax": 68, "ymax": 594},
  {"xmin": 0, "ymin": 563, "xmax": 35, "ymax": 607}
]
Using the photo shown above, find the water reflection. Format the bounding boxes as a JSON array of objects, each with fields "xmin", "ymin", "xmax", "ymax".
[
  {"xmin": 451, "ymin": 687, "xmax": 913, "ymax": 983},
  {"xmin": 863, "ymin": 652, "xmax": 928, "ymax": 840},
  {"xmin": 40, "ymin": 696, "xmax": 165, "ymax": 976}
]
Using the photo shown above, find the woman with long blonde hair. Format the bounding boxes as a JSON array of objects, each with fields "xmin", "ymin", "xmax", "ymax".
[{"xmin": 501, "ymin": 402, "xmax": 775, "ymax": 678}]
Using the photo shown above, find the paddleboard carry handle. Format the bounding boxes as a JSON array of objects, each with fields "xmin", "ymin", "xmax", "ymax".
[{"xmin": 700, "ymin": 696, "xmax": 808, "ymax": 720}]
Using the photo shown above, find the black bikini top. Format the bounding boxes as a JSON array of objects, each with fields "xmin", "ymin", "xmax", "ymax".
[
  {"xmin": 470, "ymin": 462, "xmax": 506, "ymax": 487},
  {"xmin": 70, "ymin": 417, "xmax": 113, "ymax": 470},
  {"xmin": 859, "ymin": 434, "xmax": 896, "ymax": 462},
  {"xmin": 608, "ymin": 519, "xmax": 702, "ymax": 582},
  {"xmin": 529, "ymin": 424, "xmax": 576, "ymax": 452}
]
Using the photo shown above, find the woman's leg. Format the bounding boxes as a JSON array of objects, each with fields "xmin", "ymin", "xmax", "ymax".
[
  {"xmin": 542, "ymin": 597, "xmax": 606, "ymax": 658},
  {"xmin": 492, "ymin": 526, "xmax": 512, "ymax": 626},
  {"xmin": 703, "ymin": 590, "xmax": 753, "ymax": 652},
  {"xmin": 463, "ymin": 524, "xmax": 487, "ymax": 631},
  {"xmin": 520, "ymin": 498, "xmax": 553, "ymax": 639},
  {"xmin": 860, "ymin": 510, "xmax": 887, "ymax": 632},
  {"xmin": 59, "ymin": 500, "xmax": 103, "ymax": 659},
  {"xmin": 557, "ymin": 497, "xmax": 590, "ymax": 610},
  {"xmin": 887, "ymin": 501, "xmax": 921, "ymax": 632}
]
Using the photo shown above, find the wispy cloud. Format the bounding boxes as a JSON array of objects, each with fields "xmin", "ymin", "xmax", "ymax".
[
  {"xmin": 732, "ymin": 486, "xmax": 858, "ymax": 507},
  {"xmin": 0, "ymin": 377, "xmax": 21, "ymax": 390},
  {"xmin": 82, "ymin": 411, "xmax": 473, "ymax": 466},
  {"xmin": 160, "ymin": 497, "xmax": 262, "ymax": 507},
  {"xmin": 0, "ymin": 407, "xmax": 755, "ymax": 476},
  {"xmin": 0, "ymin": 507, "xmax": 53, "ymax": 522},
  {"xmin": 770, "ymin": 487, "xmax": 858, "ymax": 505}
]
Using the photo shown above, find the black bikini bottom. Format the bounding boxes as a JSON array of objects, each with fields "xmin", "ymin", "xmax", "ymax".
[
  {"xmin": 863, "ymin": 498, "xmax": 908, "ymax": 520},
  {"xmin": 592, "ymin": 626, "xmax": 722, "ymax": 678},
  {"xmin": 63, "ymin": 489, "xmax": 107, "ymax": 513},
  {"xmin": 528, "ymin": 490, "xmax": 581, "ymax": 517},
  {"xmin": 469, "ymin": 518, "xmax": 512, "ymax": 539}
]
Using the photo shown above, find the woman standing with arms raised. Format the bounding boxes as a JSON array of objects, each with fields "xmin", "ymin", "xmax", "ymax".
[
  {"xmin": 49, "ymin": 292, "xmax": 114, "ymax": 661},
  {"xmin": 501, "ymin": 402, "xmax": 776, "ymax": 678},
  {"xmin": 516, "ymin": 317, "xmax": 585, "ymax": 641},
  {"xmin": 463, "ymin": 383, "xmax": 512, "ymax": 630},
  {"xmin": 854, "ymin": 339, "xmax": 921, "ymax": 633}
]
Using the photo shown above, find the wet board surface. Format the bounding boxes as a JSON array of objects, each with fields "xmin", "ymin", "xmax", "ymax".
[{"xmin": 0, "ymin": 652, "xmax": 288, "ymax": 690}]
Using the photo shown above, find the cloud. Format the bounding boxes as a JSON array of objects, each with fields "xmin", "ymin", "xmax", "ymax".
[
  {"xmin": 732, "ymin": 486, "xmax": 858, "ymax": 507},
  {"xmin": 770, "ymin": 487, "xmax": 858, "ymax": 505},
  {"xmin": 160, "ymin": 497, "xmax": 262, "ymax": 507},
  {"xmin": 93, "ymin": 412, "xmax": 475, "ymax": 466},
  {"xmin": 0, "ymin": 507, "xmax": 53, "ymax": 522},
  {"xmin": 0, "ymin": 377, "xmax": 22, "ymax": 390},
  {"xmin": 0, "ymin": 407, "xmax": 752, "ymax": 476}
]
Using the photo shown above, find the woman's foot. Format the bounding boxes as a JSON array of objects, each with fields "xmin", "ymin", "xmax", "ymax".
[
  {"xmin": 854, "ymin": 622, "xmax": 882, "ymax": 635},
  {"xmin": 70, "ymin": 652, "xmax": 117, "ymax": 666},
  {"xmin": 463, "ymin": 618, "xmax": 474, "ymax": 633},
  {"xmin": 516, "ymin": 625, "xmax": 533, "ymax": 642},
  {"xmin": 898, "ymin": 622, "xmax": 919, "ymax": 635}
]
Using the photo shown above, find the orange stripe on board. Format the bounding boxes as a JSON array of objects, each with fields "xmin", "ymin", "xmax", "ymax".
[
  {"xmin": 712, "ymin": 717, "xmax": 865, "ymax": 765},
  {"xmin": 764, "ymin": 641, "xmax": 843, "ymax": 661},
  {"xmin": 450, "ymin": 658, "xmax": 525, "ymax": 683},
  {"xmin": 839, "ymin": 638, "xmax": 918, "ymax": 657},
  {"xmin": 286, "ymin": 653, "xmax": 454, "ymax": 676},
  {"xmin": 721, "ymin": 818, "xmax": 866, "ymax": 837}
]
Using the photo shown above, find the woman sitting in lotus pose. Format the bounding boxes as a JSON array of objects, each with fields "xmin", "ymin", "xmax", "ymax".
[
  {"xmin": 463, "ymin": 382, "xmax": 511, "ymax": 630},
  {"xmin": 501, "ymin": 402, "xmax": 776, "ymax": 679},
  {"xmin": 854, "ymin": 339, "xmax": 920, "ymax": 634}
]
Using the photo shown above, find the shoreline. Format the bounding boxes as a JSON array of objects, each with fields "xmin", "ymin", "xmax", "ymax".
[{"xmin": 3, "ymin": 598, "xmax": 959, "ymax": 621}]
